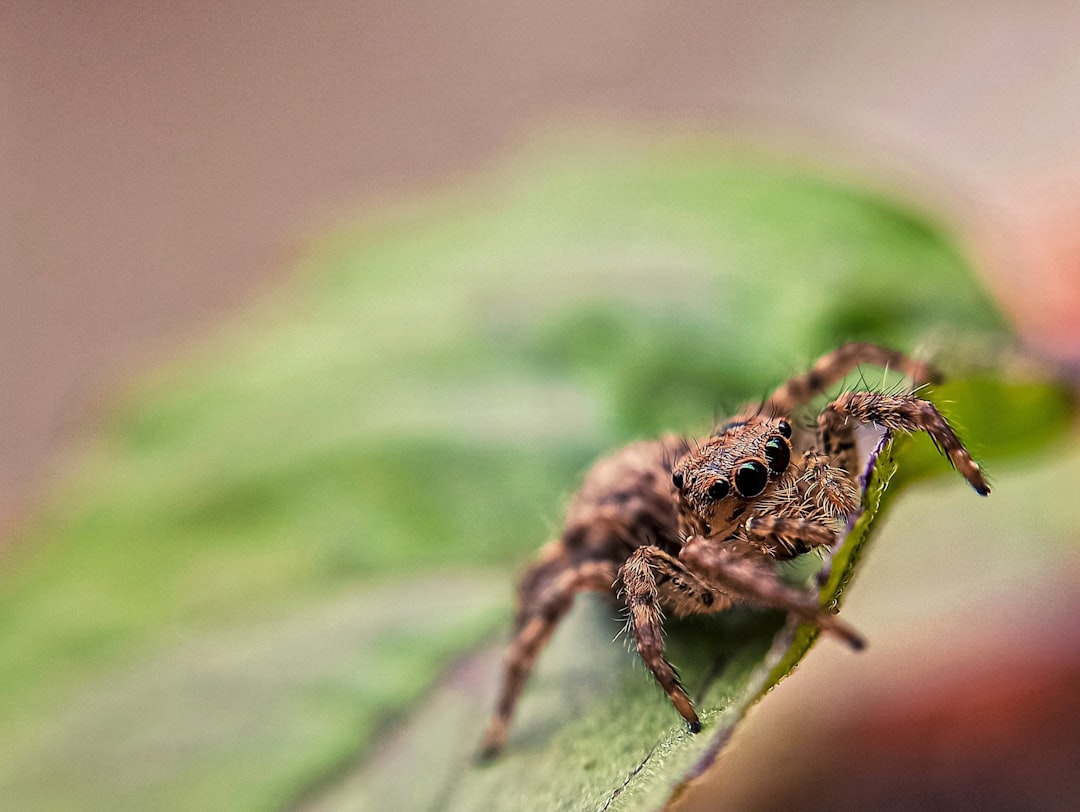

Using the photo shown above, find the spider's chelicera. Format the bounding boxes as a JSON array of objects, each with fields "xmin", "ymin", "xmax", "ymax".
[{"xmin": 480, "ymin": 342, "xmax": 989, "ymax": 757}]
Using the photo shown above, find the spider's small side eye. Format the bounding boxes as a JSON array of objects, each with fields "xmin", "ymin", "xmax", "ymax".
[
  {"xmin": 777, "ymin": 420, "xmax": 792, "ymax": 438},
  {"xmin": 706, "ymin": 479, "xmax": 730, "ymax": 501},
  {"xmin": 734, "ymin": 461, "xmax": 768, "ymax": 497},
  {"xmin": 764, "ymin": 437, "xmax": 790, "ymax": 474},
  {"xmin": 672, "ymin": 470, "xmax": 684, "ymax": 490}
]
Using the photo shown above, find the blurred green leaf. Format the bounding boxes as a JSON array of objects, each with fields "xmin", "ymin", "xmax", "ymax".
[{"xmin": 0, "ymin": 134, "xmax": 1072, "ymax": 811}]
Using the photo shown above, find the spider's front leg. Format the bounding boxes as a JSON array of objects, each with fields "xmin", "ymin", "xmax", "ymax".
[
  {"xmin": 679, "ymin": 539, "xmax": 865, "ymax": 649},
  {"xmin": 821, "ymin": 391, "xmax": 990, "ymax": 495},
  {"xmin": 480, "ymin": 556, "xmax": 618, "ymax": 758},
  {"xmin": 620, "ymin": 546, "xmax": 735, "ymax": 731}
]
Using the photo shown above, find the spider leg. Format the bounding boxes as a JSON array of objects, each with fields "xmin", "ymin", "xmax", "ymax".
[
  {"xmin": 816, "ymin": 407, "xmax": 864, "ymax": 482},
  {"xmin": 761, "ymin": 342, "xmax": 941, "ymax": 416},
  {"xmin": 679, "ymin": 538, "xmax": 865, "ymax": 649},
  {"xmin": 821, "ymin": 391, "xmax": 990, "ymax": 495},
  {"xmin": 480, "ymin": 557, "xmax": 617, "ymax": 758},
  {"xmin": 620, "ymin": 546, "xmax": 735, "ymax": 731}
]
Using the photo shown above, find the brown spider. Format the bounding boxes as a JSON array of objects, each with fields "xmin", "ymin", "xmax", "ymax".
[{"xmin": 479, "ymin": 342, "xmax": 989, "ymax": 757}]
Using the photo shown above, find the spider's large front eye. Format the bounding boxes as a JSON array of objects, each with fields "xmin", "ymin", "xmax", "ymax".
[
  {"xmin": 764, "ymin": 437, "xmax": 790, "ymax": 474},
  {"xmin": 672, "ymin": 470, "xmax": 684, "ymax": 490},
  {"xmin": 734, "ymin": 461, "xmax": 768, "ymax": 497},
  {"xmin": 706, "ymin": 479, "xmax": 730, "ymax": 501}
]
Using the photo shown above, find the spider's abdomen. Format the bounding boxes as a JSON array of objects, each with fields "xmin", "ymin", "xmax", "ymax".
[{"xmin": 562, "ymin": 436, "xmax": 687, "ymax": 559}]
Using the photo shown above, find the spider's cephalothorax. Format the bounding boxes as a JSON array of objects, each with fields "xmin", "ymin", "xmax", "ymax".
[
  {"xmin": 672, "ymin": 414, "xmax": 860, "ymax": 559},
  {"xmin": 480, "ymin": 342, "xmax": 989, "ymax": 757}
]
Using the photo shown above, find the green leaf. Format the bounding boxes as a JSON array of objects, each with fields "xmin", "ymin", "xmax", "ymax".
[{"xmin": 0, "ymin": 133, "xmax": 1073, "ymax": 810}]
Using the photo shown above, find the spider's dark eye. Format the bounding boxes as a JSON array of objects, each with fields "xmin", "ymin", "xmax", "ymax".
[
  {"xmin": 764, "ymin": 437, "xmax": 790, "ymax": 474},
  {"xmin": 706, "ymin": 479, "xmax": 730, "ymax": 501},
  {"xmin": 777, "ymin": 420, "xmax": 792, "ymax": 438},
  {"xmin": 734, "ymin": 461, "xmax": 768, "ymax": 497},
  {"xmin": 672, "ymin": 470, "xmax": 684, "ymax": 490}
]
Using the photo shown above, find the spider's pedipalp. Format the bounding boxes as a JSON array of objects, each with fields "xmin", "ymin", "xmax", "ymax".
[{"xmin": 744, "ymin": 514, "xmax": 836, "ymax": 555}]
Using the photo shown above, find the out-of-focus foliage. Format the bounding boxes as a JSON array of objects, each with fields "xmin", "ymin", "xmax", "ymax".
[{"xmin": 0, "ymin": 135, "xmax": 1071, "ymax": 811}]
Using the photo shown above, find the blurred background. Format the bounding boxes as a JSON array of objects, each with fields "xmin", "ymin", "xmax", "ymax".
[{"xmin": 2, "ymin": 3, "xmax": 1079, "ymax": 810}]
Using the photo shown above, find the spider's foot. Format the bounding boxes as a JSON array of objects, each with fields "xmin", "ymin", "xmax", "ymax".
[
  {"xmin": 819, "ymin": 614, "xmax": 866, "ymax": 651},
  {"xmin": 477, "ymin": 720, "xmax": 507, "ymax": 762}
]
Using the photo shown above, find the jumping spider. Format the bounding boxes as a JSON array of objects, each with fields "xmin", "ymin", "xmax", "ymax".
[{"xmin": 479, "ymin": 342, "xmax": 989, "ymax": 757}]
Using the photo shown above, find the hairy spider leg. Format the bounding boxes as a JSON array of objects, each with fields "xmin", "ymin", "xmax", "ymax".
[
  {"xmin": 820, "ymin": 391, "xmax": 990, "ymax": 495},
  {"xmin": 679, "ymin": 539, "xmax": 866, "ymax": 650},
  {"xmin": 620, "ymin": 546, "xmax": 737, "ymax": 730},
  {"xmin": 816, "ymin": 406, "xmax": 865, "ymax": 481},
  {"xmin": 759, "ymin": 341, "xmax": 942, "ymax": 416},
  {"xmin": 479, "ymin": 559, "xmax": 617, "ymax": 758}
]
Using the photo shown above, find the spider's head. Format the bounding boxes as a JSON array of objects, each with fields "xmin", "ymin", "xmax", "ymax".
[{"xmin": 672, "ymin": 416, "xmax": 793, "ymax": 540}]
